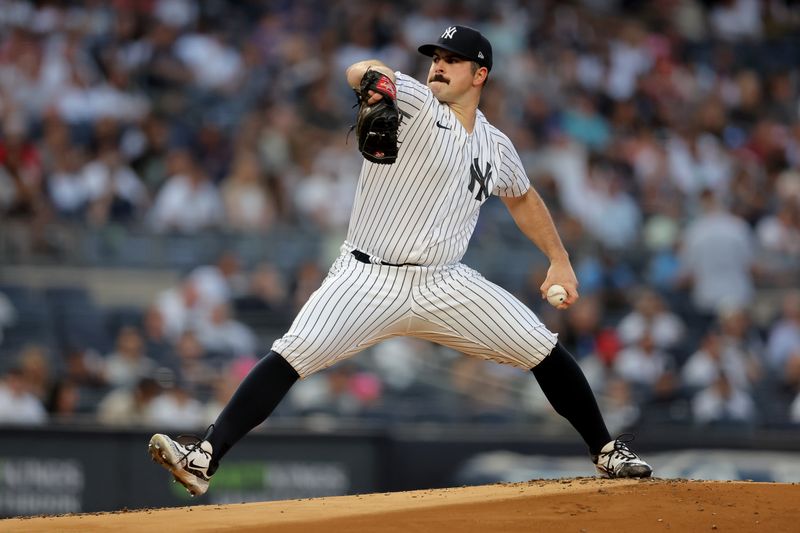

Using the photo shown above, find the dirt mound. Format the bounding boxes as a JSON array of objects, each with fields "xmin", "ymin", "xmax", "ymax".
[{"xmin": 3, "ymin": 478, "xmax": 798, "ymax": 532}]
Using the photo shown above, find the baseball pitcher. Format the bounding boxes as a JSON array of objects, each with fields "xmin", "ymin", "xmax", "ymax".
[{"xmin": 149, "ymin": 25, "xmax": 652, "ymax": 497}]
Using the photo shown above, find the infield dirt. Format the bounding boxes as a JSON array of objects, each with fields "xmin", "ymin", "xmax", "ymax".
[{"xmin": 2, "ymin": 477, "xmax": 798, "ymax": 532}]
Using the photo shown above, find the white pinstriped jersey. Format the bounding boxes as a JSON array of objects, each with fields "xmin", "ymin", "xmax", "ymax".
[
  {"xmin": 273, "ymin": 70, "xmax": 558, "ymax": 378},
  {"xmin": 345, "ymin": 72, "xmax": 530, "ymax": 267}
]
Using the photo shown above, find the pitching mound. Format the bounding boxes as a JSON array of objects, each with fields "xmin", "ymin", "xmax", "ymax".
[{"xmin": 3, "ymin": 478, "xmax": 798, "ymax": 532}]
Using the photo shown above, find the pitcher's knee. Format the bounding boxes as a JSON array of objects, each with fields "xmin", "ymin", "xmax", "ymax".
[{"xmin": 271, "ymin": 335, "xmax": 337, "ymax": 379}]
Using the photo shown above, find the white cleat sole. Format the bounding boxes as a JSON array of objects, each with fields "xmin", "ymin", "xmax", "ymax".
[{"xmin": 148, "ymin": 434, "xmax": 209, "ymax": 497}]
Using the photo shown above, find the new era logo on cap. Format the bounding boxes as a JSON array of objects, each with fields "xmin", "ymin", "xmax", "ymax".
[{"xmin": 418, "ymin": 24, "xmax": 493, "ymax": 72}]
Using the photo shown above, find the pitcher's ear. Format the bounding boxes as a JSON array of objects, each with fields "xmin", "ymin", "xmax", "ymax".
[{"xmin": 474, "ymin": 66, "xmax": 489, "ymax": 87}]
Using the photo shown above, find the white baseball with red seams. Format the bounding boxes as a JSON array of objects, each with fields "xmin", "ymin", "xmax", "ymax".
[{"xmin": 546, "ymin": 284, "xmax": 567, "ymax": 307}]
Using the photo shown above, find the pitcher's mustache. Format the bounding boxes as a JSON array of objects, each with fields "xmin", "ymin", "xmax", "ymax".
[{"xmin": 429, "ymin": 74, "xmax": 449, "ymax": 84}]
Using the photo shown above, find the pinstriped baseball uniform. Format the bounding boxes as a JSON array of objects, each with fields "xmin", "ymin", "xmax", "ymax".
[{"xmin": 273, "ymin": 72, "xmax": 558, "ymax": 378}]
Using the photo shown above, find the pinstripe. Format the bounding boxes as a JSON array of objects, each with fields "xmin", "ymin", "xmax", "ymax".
[
  {"xmin": 441, "ymin": 266, "xmax": 554, "ymax": 356},
  {"xmin": 281, "ymin": 260, "xmax": 385, "ymax": 368},
  {"xmin": 298, "ymin": 267, "xmax": 391, "ymax": 368},
  {"xmin": 386, "ymin": 131, "xmax": 463, "ymax": 260},
  {"xmin": 275, "ymin": 255, "xmax": 417, "ymax": 376},
  {"xmin": 287, "ymin": 257, "xmax": 369, "ymax": 338},
  {"xmin": 412, "ymin": 265, "xmax": 554, "ymax": 368},
  {"xmin": 349, "ymin": 76, "xmax": 434, "ymax": 243},
  {"xmin": 346, "ymin": 74, "xmax": 529, "ymax": 266},
  {"xmin": 312, "ymin": 266, "xmax": 407, "ymax": 366},
  {"xmin": 276, "ymin": 258, "xmax": 375, "ymax": 363}
]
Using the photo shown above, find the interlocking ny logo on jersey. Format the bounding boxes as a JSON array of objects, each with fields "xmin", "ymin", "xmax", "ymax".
[
  {"xmin": 468, "ymin": 158, "xmax": 491, "ymax": 201},
  {"xmin": 441, "ymin": 26, "xmax": 457, "ymax": 39}
]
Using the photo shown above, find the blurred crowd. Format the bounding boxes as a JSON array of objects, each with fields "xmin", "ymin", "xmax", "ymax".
[{"xmin": 1, "ymin": 0, "xmax": 800, "ymax": 432}]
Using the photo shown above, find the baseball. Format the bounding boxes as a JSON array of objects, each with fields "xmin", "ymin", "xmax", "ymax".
[{"xmin": 546, "ymin": 284, "xmax": 567, "ymax": 306}]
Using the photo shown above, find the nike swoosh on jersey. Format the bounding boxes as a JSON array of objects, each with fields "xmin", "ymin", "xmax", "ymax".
[{"xmin": 436, "ymin": 120, "xmax": 451, "ymax": 130}]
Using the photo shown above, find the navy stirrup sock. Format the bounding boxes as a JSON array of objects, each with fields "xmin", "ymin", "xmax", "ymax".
[
  {"xmin": 531, "ymin": 343, "xmax": 611, "ymax": 455},
  {"xmin": 206, "ymin": 350, "xmax": 299, "ymax": 472}
]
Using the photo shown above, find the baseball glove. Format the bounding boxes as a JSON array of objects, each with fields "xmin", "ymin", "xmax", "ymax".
[{"xmin": 353, "ymin": 70, "xmax": 400, "ymax": 164}]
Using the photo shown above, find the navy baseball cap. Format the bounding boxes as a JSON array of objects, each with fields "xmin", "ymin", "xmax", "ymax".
[{"xmin": 418, "ymin": 25, "xmax": 493, "ymax": 72}]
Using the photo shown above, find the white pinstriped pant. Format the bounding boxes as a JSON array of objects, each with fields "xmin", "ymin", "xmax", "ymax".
[{"xmin": 272, "ymin": 250, "xmax": 558, "ymax": 378}]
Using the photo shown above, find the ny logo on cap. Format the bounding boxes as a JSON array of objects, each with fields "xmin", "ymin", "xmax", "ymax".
[{"xmin": 441, "ymin": 26, "xmax": 457, "ymax": 39}]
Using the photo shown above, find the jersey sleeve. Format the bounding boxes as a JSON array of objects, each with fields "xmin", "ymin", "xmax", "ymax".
[
  {"xmin": 394, "ymin": 72, "xmax": 432, "ymax": 116},
  {"xmin": 493, "ymin": 134, "xmax": 531, "ymax": 197}
]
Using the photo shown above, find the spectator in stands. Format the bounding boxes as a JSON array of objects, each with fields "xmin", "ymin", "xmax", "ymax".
[
  {"xmin": 598, "ymin": 376, "xmax": 641, "ymax": 435},
  {"xmin": 0, "ymin": 115, "xmax": 51, "ymax": 255},
  {"xmin": 790, "ymin": 386, "xmax": 800, "ymax": 424},
  {"xmin": 149, "ymin": 148, "xmax": 223, "ymax": 233},
  {"xmin": 220, "ymin": 150, "xmax": 276, "ymax": 232},
  {"xmin": 44, "ymin": 379, "xmax": 80, "ymax": 423},
  {"xmin": 196, "ymin": 302, "xmax": 257, "ymax": 359},
  {"xmin": 203, "ymin": 365, "xmax": 245, "ymax": 425},
  {"xmin": 289, "ymin": 260, "xmax": 325, "ymax": 314},
  {"xmin": 57, "ymin": 62, "xmax": 150, "ymax": 124},
  {"xmin": 16, "ymin": 343, "xmax": 52, "ymax": 402},
  {"xmin": 63, "ymin": 346, "xmax": 107, "ymax": 390},
  {"xmin": 728, "ymin": 164, "xmax": 769, "ymax": 228},
  {"xmin": 188, "ymin": 251, "xmax": 246, "ymax": 310},
  {"xmin": 0, "ymin": 290, "xmax": 16, "ymax": 346},
  {"xmin": 130, "ymin": 114, "xmax": 173, "ymax": 193},
  {"xmin": 104, "ymin": 325, "xmax": 158, "ymax": 388},
  {"xmin": 141, "ymin": 305, "xmax": 172, "ymax": 363},
  {"xmin": 46, "ymin": 146, "xmax": 90, "ymax": 219},
  {"xmin": 287, "ymin": 361, "xmax": 383, "ymax": 419},
  {"xmin": 616, "ymin": 287, "xmax": 686, "ymax": 352},
  {"xmin": 642, "ymin": 208, "xmax": 683, "ymax": 293},
  {"xmin": 193, "ymin": 122, "xmax": 233, "ymax": 184},
  {"xmin": 138, "ymin": 21, "xmax": 193, "ymax": 115},
  {"xmin": 756, "ymin": 201, "xmax": 800, "ymax": 277},
  {"xmin": 145, "ymin": 376, "xmax": 207, "ymax": 431},
  {"xmin": 691, "ymin": 372, "xmax": 756, "ymax": 426},
  {"xmin": 709, "ymin": 0, "xmax": 763, "ymax": 41},
  {"xmin": 774, "ymin": 169, "xmax": 800, "ymax": 206},
  {"xmin": 0, "ymin": 119, "xmax": 47, "ymax": 207},
  {"xmin": 558, "ymin": 295, "xmax": 606, "ymax": 361},
  {"xmin": 97, "ymin": 376, "xmax": 161, "ymax": 427},
  {"xmin": 154, "ymin": 277, "xmax": 204, "ymax": 342},
  {"xmin": 369, "ymin": 337, "xmax": 427, "ymax": 393},
  {"xmin": 578, "ymin": 158, "xmax": 641, "ymax": 250},
  {"xmin": 613, "ymin": 331, "xmax": 678, "ymax": 402},
  {"xmin": 717, "ymin": 305, "xmax": 764, "ymax": 384},
  {"xmin": 0, "ymin": 367, "xmax": 47, "ymax": 425},
  {"xmin": 290, "ymin": 145, "xmax": 358, "ymax": 232},
  {"xmin": 174, "ymin": 24, "xmax": 243, "ymax": 95},
  {"xmin": 36, "ymin": 116, "xmax": 71, "ymax": 178},
  {"xmin": 256, "ymin": 104, "xmax": 299, "ymax": 183},
  {"xmin": 766, "ymin": 290, "xmax": 800, "ymax": 389},
  {"xmin": 81, "ymin": 143, "xmax": 149, "ymax": 226},
  {"xmin": 560, "ymin": 92, "xmax": 611, "ymax": 151},
  {"xmin": 167, "ymin": 330, "xmax": 218, "ymax": 399},
  {"xmin": 233, "ymin": 261, "xmax": 292, "ymax": 330},
  {"xmin": 682, "ymin": 329, "xmax": 753, "ymax": 393},
  {"xmin": 666, "ymin": 129, "xmax": 733, "ymax": 199},
  {"xmin": 677, "ymin": 188, "xmax": 757, "ymax": 319},
  {"xmin": 573, "ymin": 247, "xmax": 638, "ymax": 313},
  {"xmin": 451, "ymin": 357, "xmax": 523, "ymax": 424}
]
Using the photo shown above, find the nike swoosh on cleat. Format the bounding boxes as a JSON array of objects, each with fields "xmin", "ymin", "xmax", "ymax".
[
  {"xmin": 436, "ymin": 120, "xmax": 451, "ymax": 130},
  {"xmin": 187, "ymin": 458, "xmax": 209, "ymax": 477}
]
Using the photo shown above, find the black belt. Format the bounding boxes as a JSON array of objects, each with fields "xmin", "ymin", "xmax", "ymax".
[{"xmin": 351, "ymin": 249, "xmax": 418, "ymax": 267}]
